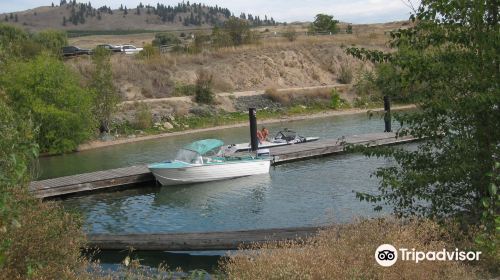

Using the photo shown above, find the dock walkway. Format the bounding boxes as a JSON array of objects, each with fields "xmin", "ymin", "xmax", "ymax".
[{"xmin": 30, "ymin": 132, "xmax": 416, "ymax": 198}]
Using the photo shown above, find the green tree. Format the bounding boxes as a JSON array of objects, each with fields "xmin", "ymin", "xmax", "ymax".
[
  {"xmin": 222, "ymin": 17, "xmax": 254, "ymax": 46},
  {"xmin": 34, "ymin": 29, "xmax": 68, "ymax": 55},
  {"xmin": 310, "ymin": 14, "xmax": 338, "ymax": 34},
  {"xmin": 91, "ymin": 47, "xmax": 118, "ymax": 134},
  {"xmin": 152, "ymin": 32, "xmax": 181, "ymax": 46},
  {"xmin": 0, "ymin": 55, "xmax": 96, "ymax": 154},
  {"xmin": 349, "ymin": 0, "xmax": 499, "ymax": 231}
]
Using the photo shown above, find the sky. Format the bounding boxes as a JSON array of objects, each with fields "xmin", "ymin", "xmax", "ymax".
[{"xmin": 0, "ymin": 0, "xmax": 418, "ymax": 23}]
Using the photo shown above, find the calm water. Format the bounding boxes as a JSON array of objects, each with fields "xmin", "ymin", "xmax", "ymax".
[
  {"xmin": 38, "ymin": 111, "xmax": 398, "ymax": 179},
  {"xmin": 41, "ymin": 111, "xmax": 407, "ymax": 234}
]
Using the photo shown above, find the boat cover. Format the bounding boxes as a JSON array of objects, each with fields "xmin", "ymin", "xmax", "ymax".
[{"xmin": 183, "ymin": 139, "xmax": 224, "ymax": 155}]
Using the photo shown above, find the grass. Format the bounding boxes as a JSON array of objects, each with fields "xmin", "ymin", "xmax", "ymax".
[
  {"xmin": 265, "ymin": 87, "xmax": 350, "ymax": 109},
  {"xmin": 221, "ymin": 217, "xmax": 486, "ymax": 280}
]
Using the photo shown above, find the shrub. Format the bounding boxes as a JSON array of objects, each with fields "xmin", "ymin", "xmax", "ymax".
[
  {"xmin": 0, "ymin": 54, "xmax": 96, "ymax": 154},
  {"xmin": 134, "ymin": 102, "xmax": 153, "ymax": 129},
  {"xmin": 330, "ymin": 89, "xmax": 341, "ymax": 109},
  {"xmin": 194, "ymin": 70, "xmax": 214, "ymax": 104},
  {"xmin": 91, "ymin": 46, "xmax": 118, "ymax": 134},
  {"xmin": 337, "ymin": 63, "xmax": 353, "ymax": 84},
  {"xmin": 152, "ymin": 32, "xmax": 181, "ymax": 46},
  {"xmin": 34, "ymin": 29, "xmax": 68, "ymax": 55},
  {"xmin": 265, "ymin": 88, "xmax": 290, "ymax": 105},
  {"xmin": 137, "ymin": 43, "xmax": 159, "ymax": 59},
  {"xmin": 283, "ymin": 26, "xmax": 298, "ymax": 42},
  {"xmin": 0, "ymin": 98, "xmax": 87, "ymax": 279}
]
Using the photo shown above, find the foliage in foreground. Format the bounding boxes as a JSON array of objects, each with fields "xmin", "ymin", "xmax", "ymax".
[
  {"xmin": 0, "ymin": 54, "xmax": 96, "ymax": 154},
  {"xmin": 222, "ymin": 218, "xmax": 483, "ymax": 280},
  {"xmin": 0, "ymin": 24, "xmax": 67, "ymax": 58},
  {"xmin": 347, "ymin": 0, "xmax": 499, "ymax": 252},
  {"xmin": 0, "ymin": 98, "xmax": 87, "ymax": 279}
]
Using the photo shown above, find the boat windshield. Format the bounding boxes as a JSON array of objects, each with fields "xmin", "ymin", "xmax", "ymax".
[{"xmin": 175, "ymin": 149, "xmax": 203, "ymax": 164}]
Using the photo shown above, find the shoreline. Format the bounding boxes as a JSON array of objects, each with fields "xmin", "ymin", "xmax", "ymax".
[{"xmin": 76, "ymin": 104, "xmax": 415, "ymax": 152}]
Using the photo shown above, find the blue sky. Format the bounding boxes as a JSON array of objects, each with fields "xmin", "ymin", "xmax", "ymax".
[{"xmin": 0, "ymin": 0, "xmax": 418, "ymax": 23}]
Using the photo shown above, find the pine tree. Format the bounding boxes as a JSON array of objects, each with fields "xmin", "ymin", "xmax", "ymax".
[
  {"xmin": 14, "ymin": 14, "xmax": 18, "ymax": 22},
  {"xmin": 4, "ymin": 15, "xmax": 8, "ymax": 22},
  {"xmin": 9, "ymin": 13, "xmax": 13, "ymax": 20},
  {"xmin": 62, "ymin": 16, "xmax": 66, "ymax": 25},
  {"xmin": 52, "ymin": 2, "xmax": 55, "ymax": 7},
  {"xmin": 124, "ymin": 6, "xmax": 128, "ymax": 15}
]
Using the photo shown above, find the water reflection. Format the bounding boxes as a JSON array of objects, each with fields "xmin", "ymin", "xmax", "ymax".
[{"xmin": 61, "ymin": 153, "xmax": 399, "ymax": 234}]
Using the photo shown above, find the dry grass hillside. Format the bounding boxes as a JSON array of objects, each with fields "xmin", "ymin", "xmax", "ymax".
[
  {"xmin": 1, "ymin": 2, "xmax": 251, "ymax": 31},
  {"xmin": 67, "ymin": 38, "xmax": 372, "ymax": 101}
]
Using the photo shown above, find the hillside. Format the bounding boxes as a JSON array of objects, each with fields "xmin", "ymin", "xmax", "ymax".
[
  {"xmin": 0, "ymin": 1, "xmax": 276, "ymax": 31},
  {"xmin": 66, "ymin": 38, "xmax": 373, "ymax": 102}
]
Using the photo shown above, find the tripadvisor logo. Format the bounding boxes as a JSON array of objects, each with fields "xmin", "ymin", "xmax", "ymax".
[{"xmin": 375, "ymin": 244, "xmax": 481, "ymax": 267}]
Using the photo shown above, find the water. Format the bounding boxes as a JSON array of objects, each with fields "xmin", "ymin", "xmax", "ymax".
[
  {"xmin": 41, "ymin": 111, "xmax": 407, "ymax": 270},
  {"xmin": 42, "ymin": 111, "xmax": 405, "ymax": 234},
  {"xmin": 62, "ymin": 154, "xmax": 394, "ymax": 234},
  {"xmin": 38, "ymin": 111, "xmax": 395, "ymax": 179}
]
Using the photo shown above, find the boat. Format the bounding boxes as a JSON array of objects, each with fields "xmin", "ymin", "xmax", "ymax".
[
  {"xmin": 148, "ymin": 139, "xmax": 271, "ymax": 186},
  {"xmin": 224, "ymin": 129, "xmax": 319, "ymax": 154}
]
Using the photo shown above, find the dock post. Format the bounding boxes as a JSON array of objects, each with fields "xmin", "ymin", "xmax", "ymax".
[
  {"xmin": 249, "ymin": 108, "xmax": 258, "ymax": 151},
  {"xmin": 383, "ymin": 96, "xmax": 392, "ymax": 132}
]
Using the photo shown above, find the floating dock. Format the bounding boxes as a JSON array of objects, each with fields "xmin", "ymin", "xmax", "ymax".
[
  {"xmin": 88, "ymin": 226, "xmax": 323, "ymax": 251},
  {"xmin": 30, "ymin": 132, "xmax": 416, "ymax": 198}
]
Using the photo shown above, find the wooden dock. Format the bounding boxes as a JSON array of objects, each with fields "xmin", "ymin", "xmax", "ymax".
[
  {"xmin": 30, "ymin": 132, "xmax": 416, "ymax": 198},
  {"xmin": 88, "ymin": 226, "xmax": 323, "ymax": 251}
]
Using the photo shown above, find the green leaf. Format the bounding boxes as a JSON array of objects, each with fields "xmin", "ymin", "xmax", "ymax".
[
  {"xmin": 481, "ymin": 198, "xmax": 490, "ymax": 208},
  {"xmin": 488, "ymin": 183, "xmax": 497, "ymax": 196}
]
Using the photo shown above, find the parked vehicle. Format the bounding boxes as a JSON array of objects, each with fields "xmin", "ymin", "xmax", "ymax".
[
  {"xmin": 62, "ymin": 46, "xmax": 92, "ymax": 56},
  {"xmin": 148, "ymin": 139, "xmax": 271, "ymax": 186},
  {"xmin": 121, "ymin": 44, "xmax": 143, "ymax": 54},
  {"xmin": 96, "ymin": 44, "xmax": 122, "ymax": 52}
]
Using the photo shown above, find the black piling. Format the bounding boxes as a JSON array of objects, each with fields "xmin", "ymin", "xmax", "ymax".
[
  {"xmin": 383, "ymin": 96, "xmax": 392, "ymax": 132},
  {"xmin": 249, "ymin": 108, "xmax": 258, "ymax": 151}
]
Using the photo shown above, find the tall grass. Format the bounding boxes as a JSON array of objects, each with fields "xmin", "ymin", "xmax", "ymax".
[{"xmin": 221, "ymin": 218, "xmax": 483, "ymax": 280}]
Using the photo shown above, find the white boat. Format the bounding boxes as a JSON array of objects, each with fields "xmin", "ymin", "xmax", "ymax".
[
  {"xmin": 148, "ymin": 139, "xmax": 271, "ymax": 186},
  {"xmin": 224, "ymin": 129, "xmax": 319, "ymax": 153}
]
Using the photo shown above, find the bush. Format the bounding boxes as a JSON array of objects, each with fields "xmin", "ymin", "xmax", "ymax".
[
  {"xmin": 0, "ymin": 98, "xmax": 87, "ymax": 279},
  {"xmin": 283, "ymin": 27, "xmax": 298, "ymax": 42},
  {"xmin": 330, "ymin": 89, "xmax": 341, "ymax": 109},
  {"xmin": 152, "ymin": 32, "xmax": 181, "ymax": 46},
  {"xmin": 194, "ymin": 70, "xmax": 214, "ymax": 104},
  {"xmin": 0, "ymin": 24, "xmax": 67, "ymax": 58},
  {"xmin": 0, "ymin": 54, "xmax": 96, "ymax": 154},
  {"xmin": 134, "ymin": 102, "xmax": 153, "ymax": 129},
  {"xmin": 265, "ymin": 88, "xmax": 290, "ymax": 105},
  {"xmin": 0, "ymin": 192, "xmax": 87, "ymax": 279},
  {"xmin": 137, "ymin": 43, "xmax": 159, "ymax": 59},
  {"xmin": 337, "ymin": 63, "xmax": 353, "ymax": 84},
  {"xmin": 91, "ymin": 46, "xmax": 118, "ymax": 133}
]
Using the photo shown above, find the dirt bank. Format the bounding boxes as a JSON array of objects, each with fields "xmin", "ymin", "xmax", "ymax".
[{"xmin": 77, "ymin": 104, "xmax": 416, "ymax": 152}]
